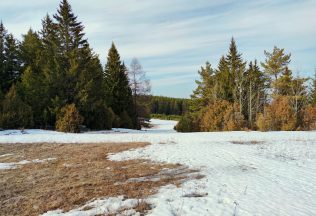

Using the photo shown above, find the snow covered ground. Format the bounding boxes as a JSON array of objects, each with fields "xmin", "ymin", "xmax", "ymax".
[{"xmin": 1, "ymin": 119, "xmax": 316, "ymax": 216}]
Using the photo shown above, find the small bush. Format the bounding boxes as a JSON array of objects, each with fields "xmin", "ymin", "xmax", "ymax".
[
  {"xmin": 175, "ymin": 114, "xmax": 198, "ymax": 132},
  {"xmin": 300, "ymin": 105, "xmax": 316, "ymax": 130},
  {"xmin": 55, "ymin": 104, "xmax": 83, "ymax": 133},
  {"xmin": 0, "ymin": 85, "xmax": 33, "ymax": 129},
  {"xmin": 256, "ymin": 96, "xmax": 296, "ymax": 131},
  {"xmin": 201, "ymin": 100, "xmax": 245, "ymax": 131},
  {"xmin": 223, "ymin": 103, "xmax": 245, "ymax": 131}
]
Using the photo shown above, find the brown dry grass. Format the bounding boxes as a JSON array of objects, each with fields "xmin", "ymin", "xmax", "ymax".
[
  {"xmin": 230, "ymin": 141, "xmax": 265, "ymax": 145},
  {"xmin": 0, "ymin": 142, "xmax": 196, "ymax": 216}
]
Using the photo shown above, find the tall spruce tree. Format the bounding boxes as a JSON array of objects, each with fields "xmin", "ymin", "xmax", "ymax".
[
  {"xmin": 19, "ymin": 29, "xmax": 49, "ymax": 127},
  {"xmin": 216, "ymin": 56, "xmax": 233, "ymax": 101},
  {"xmin": 0, "ymin": 85, "xmax": 33, "ymax": 129},
  {"xmin": 104, "ymin": 43, "xmax": 136, "ymax": 129},
  {"xmin": 53, "ymin": 0, "xmax": 87, "ymax": 54},
  {"xmin": 0, "ymin": 23, "xmax": 21, "ymax": 93},
  {"xmin": 225, "ymin": 38, "xmax": 246, "ymax": 114},
  {"xmin": 274, "ymin": 67, "xmax": 293, "ymax": 96},
  {"xmin": 0, "ymin": 22, "xmax": 6, "ymax": 93},
  {"xmin": 244, "ymin": 60, "xmax": 267, "ymax": 128},
  {"xmin": 53, "ymin": 0, "xmax": 88, "ymax": 104},
  {"xmin": 49, "ymin": 0, "xmax": 110, "ymax": 130},
  {"xmin": 4, "ymin": 34, "xmax": 21, "ymax": 91},
  {"xmin": 190, "ymin": 62, "xmax": 215, "ymax": 112}
]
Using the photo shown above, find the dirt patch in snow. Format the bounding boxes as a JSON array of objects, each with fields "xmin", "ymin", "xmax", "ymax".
[
  {"xmin": 230, "ymin": 140, "xmax": 265, "ymax": 145},
  {"xmin": 0, "ymin": 143, "xmax": 196, "ymax": 216}
]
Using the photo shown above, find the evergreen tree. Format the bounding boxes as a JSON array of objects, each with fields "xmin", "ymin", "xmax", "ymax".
[
  {"xmin": 261, "ymin": 46, "xmax": 291, "ymax": 94},
  {"xmin": 53, "ymin": 0, "xmax": 87, "ymax": 54},
  {"xmin": 190, "ymin": 62, "xmax": 215, "ymax": 112},
  {"xmin": 0, "ymin": 23, "xmax": 21, "ymax": 93},
  {"xmin": 244, "ymin": 60, "xmax": 267, "ymax": 128},
  {"xmin": 53, "ymin": 0, "xmax": 88, "ymax": 104},
  {"xmin": 0, "ymin": 22, "xmax": 6, "ymax": 93},
  {"xmin": 273, "ymin": 66, "xmax": 293, "ymax": 96},
  {"xmin": 4, "ymin": 34, "xmax": 21, "ymax": 90},
  {"xmin": 104, "ymin": 43, "xmax": 136, "ymax": 128},
  {"xmin": 50, "ymin": 0, "xmax": 109, "ymax": 129},
  {"xmin": 225, "ymin": 38, "xmax": 246, "ymax": 114},
  {"xmin": 0, "ymin": 85, "xmax": 33, "ymax": 129},
  {"xmin": 40, "ymin": 15, "xmax": 64, "ymax": 126},
  {"xmin": 216, "ymin": 56, "xmax": 233, "ymax": 101}
]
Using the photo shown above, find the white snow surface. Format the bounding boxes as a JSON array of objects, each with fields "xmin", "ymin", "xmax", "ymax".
[
  {"xmin": 0, "ymin": 158, "xmax": 56, "ymax": 170},
  {"xmin": 1, "ymin": 119, "xmax": 316, "ymax": 215},
  {"xmin": 42, "ymin": 196, "xmax": 141, "ymax": 216}
]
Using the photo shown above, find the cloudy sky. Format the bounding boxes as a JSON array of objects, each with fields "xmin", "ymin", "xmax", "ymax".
[{"xmin": 0, "ymin": 0, "xmax": 315, "ymax": 98}]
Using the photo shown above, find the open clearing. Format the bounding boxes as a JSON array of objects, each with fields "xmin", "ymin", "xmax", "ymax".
[
  {"xmin": 0, "ymin": 142, "xmax": 197, "ymax": 216},
  {"xmin": 1, "ymin": 119, "xmax": 316, "ymax": 216}
]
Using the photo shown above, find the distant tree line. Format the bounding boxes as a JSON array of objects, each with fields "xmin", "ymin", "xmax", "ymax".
[
  {"xmin": 150, "ymin": 96, "xmax": 189, "ymax": 116},
  {"xmin": 0, "ymin": 0, "xmax": 151, "ymax": 132},
  {"xmin": 176, "ymin": 38, "xmax": 316, "ymax": 132}
]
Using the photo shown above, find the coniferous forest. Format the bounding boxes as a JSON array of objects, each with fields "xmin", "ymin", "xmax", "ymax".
[
  {"xmin": 1, "ymin": 0, "xmax": 316, "ymax": 132},
  {"xmin": 176, "ymin": 39, "xmax": 316, "ymax": 132},
  {"xmin": 0, "ymin": 0, "xmax": 140, "ymax": 132}
]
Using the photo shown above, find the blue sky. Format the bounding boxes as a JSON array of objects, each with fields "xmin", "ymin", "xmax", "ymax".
[{"xmin": 0, "ymin": 0, "xmax": 315, "ymax": 98}]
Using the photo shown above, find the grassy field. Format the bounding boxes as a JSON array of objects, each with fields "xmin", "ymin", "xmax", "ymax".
[{"xmin": 0, "ymin": 142, "xmax": 196, "ymax": 216}]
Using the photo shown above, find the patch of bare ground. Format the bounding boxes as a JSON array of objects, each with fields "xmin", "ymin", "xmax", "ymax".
[
  {"xmin": 230, "ymin": 140, "xmax": 265, "ymax": 145},
  {"xmin": 0, "ymin": 143, "xmax": 198, "ymax": 216}
]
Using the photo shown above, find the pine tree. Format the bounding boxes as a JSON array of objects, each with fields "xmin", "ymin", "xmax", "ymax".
[
  {"xmin": 0, "ymin": 85, "xmax": 33, "ymax": 129},
  {"xmin": 190, "ymin": 61, "xmax": 215, "ymax": 112},
  {"xmin": 216, "ymin": 56, "xmax": 233, "ymax": 101},
  {"xmin": 244, "ymin": 60, "xmax": 267, "ymax": 128},
  {"xmin": 53, "ymin": 0, "xmax": 87, "ymax": 54},
  {"xmin": 273, "ymin": 66, "xmax": 293, "ymax": 96},
  {"xmin": 225, "ymin": 38, "xmax": 246, "ymax": 115},
  {"xmin": 53, "ymin": 0, "xmax": 88, "ymax": 104},
  {"xmin": 0, "ymin": 22, "xmax": 6, "ymax": 93},
  {"xmin": 0, "ymin": 23, "xmax": 21, "ymax": 93},
  {"xmin": 104, "ymin": 43, "xmax": 136, "ymax": 128},
  {"xmin": 4, "ymin": 34, "xmax": 21, "ymax": 91},
  {"xmin": 261, "ymin": 46, "xmax": 291, "ymax": 94}
]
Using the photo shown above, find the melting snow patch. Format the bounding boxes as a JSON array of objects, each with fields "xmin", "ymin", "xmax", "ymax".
[
  {"xmin": 0, "ymin": 158, "xmax": 56, "ymax": 170},
  {"xmin": 41, "ymin": 196, "xmax": 142, "ymax": 216},
  {"xmin": 0, "ymin": 153, "xmax": 14, "ymax": 158}
]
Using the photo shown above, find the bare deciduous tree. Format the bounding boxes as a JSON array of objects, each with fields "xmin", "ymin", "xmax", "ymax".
[{"xmin": 128, "ymin": 58, "xmax": 151, "ymax": 118}]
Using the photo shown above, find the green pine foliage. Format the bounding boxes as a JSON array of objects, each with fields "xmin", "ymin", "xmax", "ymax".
[
  {"xmin": 175, "ymin": 114, "xmax": 198, "ymax": 132},
  {"xmin": 0, "ymin": 23, "xmax": 21, "ymax": 94},
  {"xmin": 0, "ymin": 0, "xmax": 314, "ymax": 132},
  {"xmin": 176, "ymin": 38, "xmax": 313, "ymax": 132},
  {"xmin": 150, "ymin": 96, "xmax": 189, "ymax": 116},
  {"xmin": 0, "ymin": 85, "xmax": 33, "ymax": 129},
  {"xmin": 104, "ymin": 43, "xmax": 137, "ymax": 128},
  {"xmin": 0, "ymin": 1, "xmax": 140, "ymax": 131}
]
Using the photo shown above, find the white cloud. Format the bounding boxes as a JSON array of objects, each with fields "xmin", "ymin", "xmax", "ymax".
[{"xmin": 0, "ymin": 0, "xmax": 315, "ymax": 97}]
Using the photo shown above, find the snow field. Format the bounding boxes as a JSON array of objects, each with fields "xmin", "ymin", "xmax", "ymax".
[{"xmin": 1, "ymin": 119, "xmax": 316, "ymax": 215}]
